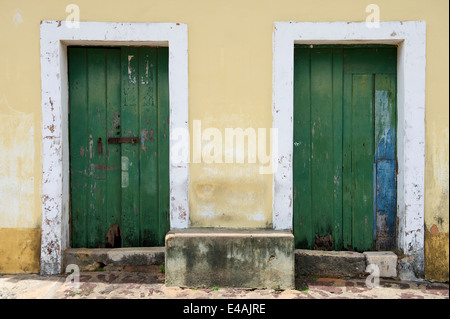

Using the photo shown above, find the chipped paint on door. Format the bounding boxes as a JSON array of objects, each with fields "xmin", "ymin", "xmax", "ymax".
[
  {"xmin": 121, "ymin": 156, "xmax": 129, "ymax": 188},
  {"xmin": 293, "ymin": 45, "xmax": 397, "ymax": 252},
  {"xmin": 374, "ymin": 74, "xmax": 397, "ymax": 250},
  {"xmin": 68, "ymin": 46, "xmax": 169, "ymax": 248}
]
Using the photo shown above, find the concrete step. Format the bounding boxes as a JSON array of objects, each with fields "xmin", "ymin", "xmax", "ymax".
[
  {"xmin": 295, "ymin": 249, "xmax": 398, "ymax": 278},
  {"xmin": 165, "ymin": 229, "xmax": 295, "ymax": 289},
  {"xmin": 295, "ymin": 249, "xmax": 366, "ymax": 277},
  {"xmin": 364, "ymin": 251, "xmax": 398, "ymax": 278},
  {"xmin": 64, "ymin": 246, "xmax": 401, "ymax": 281},
  {"xmin": 63, "ymin": 247, "xmax": 165, "ymax": 272}
]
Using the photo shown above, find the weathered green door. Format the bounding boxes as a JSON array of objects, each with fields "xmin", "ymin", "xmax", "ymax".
[
  {"xmin": 293, "ymin": 46, "xmax": 397, "ymax": 251},
  {"xmin": 68, "ymin": 46, "xmax": 170, "ymax": 248}
]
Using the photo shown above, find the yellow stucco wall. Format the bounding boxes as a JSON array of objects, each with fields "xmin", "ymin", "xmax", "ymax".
[
  {"xmin": 0, "ymin": 228, "xmax": 41, "ymax": 274},
  {"xmin": 0, "ymin": 0, "xmax": 448, "ymax": 279}
]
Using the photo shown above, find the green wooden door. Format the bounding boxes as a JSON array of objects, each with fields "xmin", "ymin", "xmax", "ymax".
[
  {"xmin": 293, "ymin": 46, "xmax": 397, "ymax": 252},
  {"xmin": 68, "ymin": 46, "xmax": 170, "ymax": 248}
]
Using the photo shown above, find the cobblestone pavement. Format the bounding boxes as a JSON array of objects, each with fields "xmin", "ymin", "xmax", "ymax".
[{"xmin": 0, "ymin": 271, "xmax": 448, "ymax": 299}]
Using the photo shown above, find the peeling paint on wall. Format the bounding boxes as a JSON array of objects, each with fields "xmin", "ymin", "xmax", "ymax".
[
  {"xmin": 425, "ymin": 126, "xmax": 449, "ymax": 281},
  {"xmin": 0, "ymin": 95, "xmax": 36, "ymax": 228},
  {"xmin": 426, "ymin": 127, "xmax": 449, "ymax": 232},
  {"xmin": 425, "ymin": 230, "xmax": 449, "ymax": 282},
  {"xmin": 0, "ymin": 228, "xmax": 41, "ymax": 274}
]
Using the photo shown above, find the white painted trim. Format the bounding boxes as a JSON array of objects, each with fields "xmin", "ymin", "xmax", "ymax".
[
  {"xmin": 40, "ymin": 21, "xmax": 189, "ymax": 275},
  {"xmin": 272, "ymin": 21, "xmax": 426, "ymax": 274}
]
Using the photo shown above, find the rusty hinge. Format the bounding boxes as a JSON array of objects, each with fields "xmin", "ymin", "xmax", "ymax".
[{"xmin": 108, "ymin": 137, "xmax": 139, "ymax": 144}]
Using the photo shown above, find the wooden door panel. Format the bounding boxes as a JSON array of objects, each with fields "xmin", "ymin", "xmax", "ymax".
[
  {"xmin": 68, "ymin": 46, "xmax": 169, "ymax": 248},
  {"xmin": 293, "ymin": 45, "xmax": 397, "ymax": 251}
]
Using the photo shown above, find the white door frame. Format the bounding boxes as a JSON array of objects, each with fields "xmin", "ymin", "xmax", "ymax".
[
  {"xmin": 40, "ymin": 21, "xmax": 189, "ymax": 275},
  {"xmin": 272, "ymin": 21, "xmax": 426, "ymax": 275}
]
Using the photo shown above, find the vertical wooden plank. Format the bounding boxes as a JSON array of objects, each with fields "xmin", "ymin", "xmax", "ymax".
[
  {"xmin": 374, "ymin": 73, "xmax": 397, "ymax": 249},
  {"xmin": 332, "ymin": 49, "xmax": 344, "ymax": 250},
  {"xmin": 376, "ymin": 160, "xmax": 397, "ymax": 249},
  {"xmin": 342, "ymin": 73, "xmax": 353, "ymax": 250},
  {"xmin": 105, "ymin": 48, "xmax": 122, "ymax": 241},
  {"xmin": 121, "ymin": 47, "xmax": 140, "ymax": 247},
  {"xmin": 293, "ymin": 48, "xmax": 313, "ymax": 249},
  {"xmin": 138, "ymin": 47, "xmax": 159, "ymax": 246},
  {"xmin": 310, "ymin": 49, "xmax": 334, "ymax": 237},
  {"xmin": 68, "ymin": 47, "xmax": 88, "ymax": 248},
  {"xmin": 87, "ymin": 48, "xmax": 107, "ymax": 247},
  {"xmin": 157, "ymin": 47, "xmax": 170, "ymax": 245},
  {"xmin": 351, "ymin": 74, "xmax": 374, "ymax": 251},
  {"xmin": 374, "ymin": 74, "xmax": 396, "ymax": 161}
]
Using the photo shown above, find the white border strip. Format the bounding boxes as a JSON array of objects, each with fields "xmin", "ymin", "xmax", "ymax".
[
  {"xmin": 272, "ymin": 21, "xmax": 426, "ymax": 274},
  {"xmin": 40, "ymin": 21, "xmax": 189, "ymax": 274}
]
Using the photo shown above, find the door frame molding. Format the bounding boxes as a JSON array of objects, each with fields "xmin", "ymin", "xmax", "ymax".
[
  {"xmin": 40, "ymin": 21, "xmax": 189, "ymax": 274},
  {"xmin": 272, "ymin": 21, "xmax": 426, "ymax": 274}
]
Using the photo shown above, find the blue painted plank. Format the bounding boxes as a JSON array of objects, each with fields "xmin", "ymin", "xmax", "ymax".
[
  {"xmin": 374, "ymin": 74, "xmax": 397, "ymax": 249},
  {"xmin": 376, "ymin": 160, "xmax": 397, "ymax": 248},
  {"xmin": 376, "ymin": 160, "xmax": 397, "ymax": 215},
  {"xmin": 374, "ymin": 87, "xmax": 396, "ymax": 161}
]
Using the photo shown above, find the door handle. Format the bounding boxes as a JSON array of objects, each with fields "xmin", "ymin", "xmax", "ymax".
[{"xmin": 108, "ymin": 137, "xmax": 139, "ymax": 144}]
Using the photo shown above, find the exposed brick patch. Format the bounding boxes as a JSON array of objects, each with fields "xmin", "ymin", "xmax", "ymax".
[{"xmin": 430, "ymin": 224, "xmax": 439, "ymax": 235}]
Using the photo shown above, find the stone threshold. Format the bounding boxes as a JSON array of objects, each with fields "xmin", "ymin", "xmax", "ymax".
[
  {"xmin": 63, "ymin": 247, "xmax": 416, "ymax": 281},
  {"xmin": 63, "ymin": 247, "xmax": 165, "ymax": 272}
]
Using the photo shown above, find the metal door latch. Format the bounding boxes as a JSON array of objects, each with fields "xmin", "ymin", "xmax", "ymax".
[{"xmin": 108, "ymin": 137, "xmax": 139, "ymax": 144}]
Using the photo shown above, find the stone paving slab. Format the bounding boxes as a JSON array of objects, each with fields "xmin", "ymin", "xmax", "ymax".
[{"xmin": 0, "ymin": 271, "xmax": 448, "ymax": 299}]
